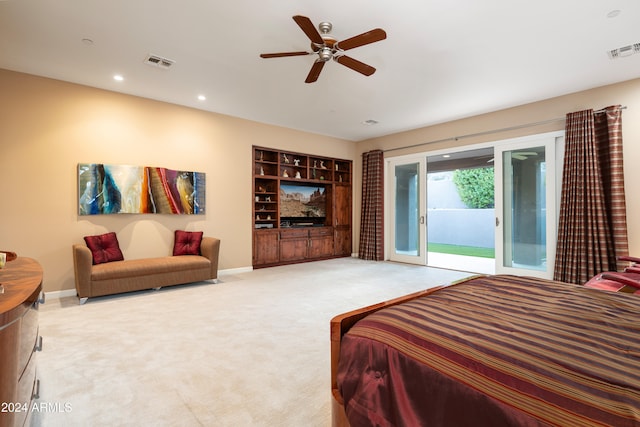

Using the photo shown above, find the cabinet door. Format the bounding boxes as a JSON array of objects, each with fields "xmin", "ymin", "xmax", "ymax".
[
  {"xmin": 280, "ymin": 237, "xmax": 308, "ymax": 261},
  {"xmin": 253, "ymin": 230, "xmax": 280, "ymax": 266},
  {"xmin": 334, "ymin": 227, "xmax": 352, "ymax": 256},
  {"xmin": 334, "ymin": 185, "xmax": 351, "ymax": 227},
  {"xmin": 308, "ymin": 236, "xmax": 333, "ymax": 258},
  {"xmin": 279, "ymin": 229, "xmax": 309, "ymax": 261},
  {"xmin": 309, "ymin": 228, "xmax": 334, "ymax": 258}
]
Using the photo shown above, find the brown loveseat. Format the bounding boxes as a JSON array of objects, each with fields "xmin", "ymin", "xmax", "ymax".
[{"xmin": 73, "ymin": 237, "xmax": 220, "ymax": 304}]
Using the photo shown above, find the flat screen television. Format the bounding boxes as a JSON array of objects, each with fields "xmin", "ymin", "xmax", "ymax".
[{"xmin": 279, "ymin": 183, "xmax": 326, "ymax": 226}]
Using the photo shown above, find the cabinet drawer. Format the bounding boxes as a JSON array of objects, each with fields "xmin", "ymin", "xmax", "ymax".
[
  {"xmin": 280, "ymin": 229, "xmax": 309, "ymax": 239},
  {"xmin": 309, "ymin": 227, "xmax": 333, "ymax": 237}
]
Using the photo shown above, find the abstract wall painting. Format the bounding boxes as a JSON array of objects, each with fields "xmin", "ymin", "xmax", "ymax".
[{"xmin": 78, "ymin": 163, "xmax": 205, "ymax": 215}]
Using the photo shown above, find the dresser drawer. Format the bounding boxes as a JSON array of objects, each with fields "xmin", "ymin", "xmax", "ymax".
[
  {"xmin": 17, "ymin": 301, "xmax": 40, "ymax": 378},
  {"xmin": 16, "ymin": 358, "xmax": 37, "ymax": 427}
]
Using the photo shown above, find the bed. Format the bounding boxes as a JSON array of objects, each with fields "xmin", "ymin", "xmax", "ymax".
[{"xmin": 330, "ymin": 275, "xmax": 640, "ymax": 427}]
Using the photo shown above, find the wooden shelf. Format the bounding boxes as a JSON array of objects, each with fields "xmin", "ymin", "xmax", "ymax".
[{"xmin": 252, "ymin": 146, "xmax": 352, "ymax": 267}]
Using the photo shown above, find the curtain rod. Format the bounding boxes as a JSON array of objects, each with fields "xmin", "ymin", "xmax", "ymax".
[{"xmin": 383, "ymin": 105, "xmax": 627, "ymax": 154}]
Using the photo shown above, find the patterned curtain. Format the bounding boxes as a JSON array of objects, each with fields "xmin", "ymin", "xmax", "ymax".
[
  {"xmin": 359, "ymin": 150, "xmax": 384, "ymax": 260},
  {"xmin": 553, "ymin": 106, "xmax": 628, "ymax": 284}
]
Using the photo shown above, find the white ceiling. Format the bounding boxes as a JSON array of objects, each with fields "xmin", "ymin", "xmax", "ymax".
[{"xmin": 1, "ymin": 0, "xmax": 639, "ymax": 141}]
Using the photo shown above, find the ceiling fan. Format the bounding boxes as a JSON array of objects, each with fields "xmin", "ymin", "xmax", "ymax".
[
  {"xmin": 260, "ymin": 15, "xmax": 387, "ymax": 83},
  {"xmin": 487, "ymin": 152, "xmax": 539, "ymax": 163}
]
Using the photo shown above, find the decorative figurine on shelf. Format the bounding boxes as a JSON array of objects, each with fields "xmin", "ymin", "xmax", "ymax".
[
  {"xmin": 283, "ymin": 170, "xmax": 289, "ymax": 178},
  {"xmin": 258, "ymin": 186, "xmax": 266, "ymax": 193},
  {"xmin": 258, "ymin": 150, "xmax": 263, "ymax": 161},
  {"xmin": 320, "ymin": 176, "xmax": 325, "ymax": 180},
  {"xmin": 266, "ymin": 196, "xmax": 271, "ymax": 202},
  {"xmin": 313, "ymin": 160, "xmax": 318, "ymax": 168},
  {"xmin": 260, "ymin": 205, "xmax": 266, "ymax": 211},
  {"xmin": 294, "ymin": 158, "xmax": 300, "ymax": 166},
  {"xmin": 255, "ymin": 196, "xmax": 260, "ymax": 202},
  {"xmin": 283, "ymin": 154, "xmax": 290, "ymax": 164},
  {"xmin": 339, "ymin": 175, "xmax": 343, "ymax": 182},
  {"xmin": 312, "ymin": 168, "xmax": 316, "ymax": 179},
  {"xmin": 260, "ymin": 166, "xmax": 265, "ymax": 176},
  {"xmin": 335, "ymin": 164, "xmax": 339, "ymax": 171},
  {"xmin": 267, "ymin": 215, "xmax": 271, "ymax": 220},
  {"xmin": 320, "ymin": 160, "xmax": 326, "ymax": 169},
  {"xmin": 256, "ymin": 215, "xmax": 260, "ymax": 220},
  {"xmin": 295, "ymin": 171, "xmax": 301, "ymax": 179}
]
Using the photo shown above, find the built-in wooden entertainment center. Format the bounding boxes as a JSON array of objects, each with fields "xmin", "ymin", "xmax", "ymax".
[{"xmin": 253, "ymin": 146, "xmax": 352, "ymax": 268}]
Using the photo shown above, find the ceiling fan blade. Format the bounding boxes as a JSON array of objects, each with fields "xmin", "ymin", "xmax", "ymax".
[
  {"xmin": 335, "ymin": 28, "xmax": 386, "ymax": 51},
  {"xmin": 260, "ymin": 51, "xmax": 310, "ymax": 58},
  {"xmin": 305, "ymin": 60, "xmax": 325, "ymax": 83},
  {"xmin": 293, "ymin": 15, "xmax": 324, "ymax": 46},
  {"xmin": 335, "ymin": 55, "xmax": 376, "ymax": 76}
]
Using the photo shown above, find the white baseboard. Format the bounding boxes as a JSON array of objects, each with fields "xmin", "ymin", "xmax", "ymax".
[
  {"xmin": 45, "ymin": 289, "xmax": 78, "ymax": 300},
  {"xmin": 218, "ymin": 266, "xmax": 253, "ymax": 275}
]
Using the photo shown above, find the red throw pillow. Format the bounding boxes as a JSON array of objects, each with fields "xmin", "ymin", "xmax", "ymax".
[
  {"xmin": 173, "ymin": 230, "xmax": 203, "ymax": 256},
  {"xmin": 84, "ymin": 232, "xmax": 124, "ymax": 265}
]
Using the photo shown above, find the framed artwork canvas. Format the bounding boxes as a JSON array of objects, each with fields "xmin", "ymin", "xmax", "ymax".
[{"xmin": 78, "ymin": 163, "xmax": 205, "ymax": 215}]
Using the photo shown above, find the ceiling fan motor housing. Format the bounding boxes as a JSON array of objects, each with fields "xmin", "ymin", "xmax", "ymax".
[{"xmin": 318, "ymin": 47, "xmax": 333, "ymax": 62}]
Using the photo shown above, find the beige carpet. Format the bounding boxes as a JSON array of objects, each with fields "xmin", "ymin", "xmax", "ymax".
[{"xmin": 33, "ymin": 258, "xmax": 472, "ymax": 427}]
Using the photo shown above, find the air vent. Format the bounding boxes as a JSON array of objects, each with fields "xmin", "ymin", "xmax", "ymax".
[
  {"xmin": 144, "ymin": 54, "xmax": 175, "ymax": 69},
  {"xmin": 607, "ymin": 43, "xmax": 640, "ymax": 59}
]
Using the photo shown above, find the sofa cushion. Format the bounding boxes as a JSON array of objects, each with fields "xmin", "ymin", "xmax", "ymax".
[
  {"xmin": 173, "ymin": 230, "xmax": 203, "ymax": 256},
  {"xmin": 84, "ymin": 232, "xmax": 124, "ymax": 265},
  {"xmin": 91, "ymin": 256, "xmax": 210, "ymax": 281}
]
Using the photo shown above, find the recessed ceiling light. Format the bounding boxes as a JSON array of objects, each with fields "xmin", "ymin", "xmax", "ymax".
[
  {"xmin": 113, "ymin": 74, "xmax": 124, "ymax": 82},
  {"xmin": 362, "ymin": 119, "xmax": 379, "ymax": 126},
  {"xmin": 197, "ymin": 95, "xmax": 206, "ymax": 101}
]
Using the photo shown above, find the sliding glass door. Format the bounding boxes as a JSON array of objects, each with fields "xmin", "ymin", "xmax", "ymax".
[
  {"xmin": 494, "ymin": 134, "xmax": 559, "ymax": 278},
  {"xmin": 388, "ymin": 156, "xmax": 426, "ymax": 265},
  {"xmin": 385, "ymin": 132, "xmax": 561, "ymax": 274}
]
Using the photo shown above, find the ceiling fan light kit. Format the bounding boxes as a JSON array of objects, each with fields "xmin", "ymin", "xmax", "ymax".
[{"xmin": 260, "ymin": 15, "xmax": 386, "ymax": 83}]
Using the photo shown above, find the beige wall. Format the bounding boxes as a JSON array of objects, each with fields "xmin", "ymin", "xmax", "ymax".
[
  {"xmin": 2, "ymin": 68, "xmax": 638, "ymax": 294},
  {"xmin": 354, "ymin": 78, "xmax": 640, "ymax": 258},
  {"xmin": 0, "ymin": 69, "xmax": 356, "ymax": 293}
]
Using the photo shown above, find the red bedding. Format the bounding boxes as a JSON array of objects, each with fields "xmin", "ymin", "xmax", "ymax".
[{"xmin": 337, "ymin": 275, "xmax": 640, "ymax": 426}]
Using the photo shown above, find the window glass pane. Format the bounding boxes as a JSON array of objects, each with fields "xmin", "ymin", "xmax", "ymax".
[
  {"xmin": 395, "ymin": 163, "xmax": 420, "ymax": 256},
  {"xmin": 503, "ymin": 147, "xmax": 546, "ymax": 270}
]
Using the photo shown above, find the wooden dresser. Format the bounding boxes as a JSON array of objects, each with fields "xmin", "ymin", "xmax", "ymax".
[{"xmin": 0, "ymin": 257, "xmax": 44, "ymax": 427}]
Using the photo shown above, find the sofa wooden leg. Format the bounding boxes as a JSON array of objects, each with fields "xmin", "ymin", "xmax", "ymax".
[{"xmin": 79, "ymin": 297, "xmax": 88, "ymax": 305}]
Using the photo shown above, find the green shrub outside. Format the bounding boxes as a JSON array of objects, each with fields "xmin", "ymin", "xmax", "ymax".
[{"xmin": 453, "ymin": 167, "xmax": 494, "ymax": 209}]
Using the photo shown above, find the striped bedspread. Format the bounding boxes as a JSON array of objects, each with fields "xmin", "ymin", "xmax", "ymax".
[{"xmin": 337, "ymin": 275, "xmax": 640, "ymax": 427}]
